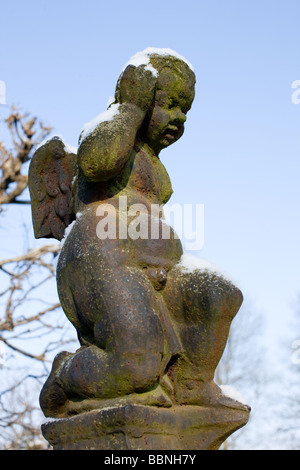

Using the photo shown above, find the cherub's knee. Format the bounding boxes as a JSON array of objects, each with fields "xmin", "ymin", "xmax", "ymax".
[
  {"xmin": 207, "ymin": 280, "xmax": 243, "ymax": 322},
  {"xmin": 179, "ymin": 270, "xmax": 243, "ymax": 324}
]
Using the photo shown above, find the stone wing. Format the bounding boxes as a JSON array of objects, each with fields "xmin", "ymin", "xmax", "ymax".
[{"xmin": 28, "ymin": 137, "xmax": 77, "ymax": 241}]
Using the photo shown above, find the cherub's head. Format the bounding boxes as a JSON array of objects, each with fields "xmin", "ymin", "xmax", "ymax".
[{"xmin": 115, "ymin": 48, "xmax": 196, "ymax": 154}]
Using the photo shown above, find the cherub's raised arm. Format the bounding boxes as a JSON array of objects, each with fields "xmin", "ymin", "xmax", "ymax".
[{"xmin": 78, "ymin": 66, "xmax": 156, "ymax": 182}]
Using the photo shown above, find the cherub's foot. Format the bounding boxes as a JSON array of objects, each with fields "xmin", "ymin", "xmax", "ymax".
[
  {"xmin": 175, "ymin": 379, "xmax": 251, "ymax": 412},
  {"xmin": 40, "ymin": 351, "xmax": 73, "ymax": 418}
]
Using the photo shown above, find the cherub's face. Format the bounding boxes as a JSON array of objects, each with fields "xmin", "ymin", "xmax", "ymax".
[{"xmin": 144, "ymin": 69, "xmax": 195, "ymax": 153}]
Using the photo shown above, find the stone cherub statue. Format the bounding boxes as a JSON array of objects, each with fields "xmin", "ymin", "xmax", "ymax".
[{"xmin": 29, "ymin": 48, "xmax": 249, "ymax": 449}]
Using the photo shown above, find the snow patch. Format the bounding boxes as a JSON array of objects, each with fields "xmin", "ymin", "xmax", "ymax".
[
  {"xmin": 60, "ymin": 219, "xmax": 76, "ymax": 248},
  {"xmin": 123, "ymin": 47, "xmax": 194, "ymax": 73},
  {"xmin": 220, "ymin": 385, "xmax": 248, "ymax": 406},
  {"xmin": 42, "ymin": 417, "xmax": 64, "ymax": 424},
  {"xmin": 71, "ymin": 174, "xmax": 78, "ymax": 187},
  {"xmin": 79, "ymin": 103, "xmax": 120, "ymax": 143},
  {"xmin": 178, "ymin": 252, "xmax": 235, "ymax": 284},
  {"xmin": 60, "ymin": 212, "xmax": 85, "ymax": 249},
  {"xmin": 144, "ymin": 63, "xmax": 159, "ymax": 77},
  {"xmin": 36, "ymin": 135, "xmax": 77, "ymax": 154},
  {"xmin": 64, "ymin": 143, "xmax": 77, "ymax": 154},
  {"xmin": 107, "ymin": 96, "xmax": 115, "ymax": 107},
  {"xmin": 36, "ymin": 135, "xmax": 62, "ymax": 150}
]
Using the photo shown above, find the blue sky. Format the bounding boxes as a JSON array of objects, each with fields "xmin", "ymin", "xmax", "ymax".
[{"xmin": 1, "ymin": 0, "xmax": 300, "ymax": 361}]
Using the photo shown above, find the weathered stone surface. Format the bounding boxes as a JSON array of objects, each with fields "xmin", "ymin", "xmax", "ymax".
[
  {"xmin": 42, "ymin": 404, "xmax": 249, "ymax": 450},
  {"xmin": 29, "ymin": 48, "xmax": 250, "ymax": 450}
]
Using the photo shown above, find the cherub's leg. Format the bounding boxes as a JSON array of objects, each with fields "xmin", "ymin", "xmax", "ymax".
[
  {"xmin": 40, "ymin": 265, "xmax": 165, "ymax": 417},
  {"xmin": 162, "ymin": 266, "xmax": 244, "ymax": 407}
]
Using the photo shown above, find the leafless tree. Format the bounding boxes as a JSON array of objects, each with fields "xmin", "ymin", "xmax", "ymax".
[
  {"xmin": 272, "ymin": 294, "xmax": 300, "ymax": 450},
  {"xmin": 0, "ymin": 107, "xmax": 76, "ymax": 449},
  {"xmin": 0, "ymin": 377, "xmax": 51, "ymax": 449},
  {"xmin": 0, "ymin": 106, "xmax": 51, "ymax": 206}
]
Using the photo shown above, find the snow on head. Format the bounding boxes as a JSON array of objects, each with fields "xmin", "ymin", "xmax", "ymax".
[
  {"xmin": 79, "ymin": 103, "xmax": 120, "ymax": 144},
  {"xmin": 178, "ymin": 252, "xmax": 236, "ymax": 284},
  {"xmin": 144, "ymin": 63, "xmax": 159, "ymax": 78},
  {"xmin": 143, "ymin": 47, "xmax": 194, "ymax": 71},
  {"xmin": 79, "ymin": 48, "xmax": 193, "ymax": 144},
  {"xmin": 121, "ymin": 49, "xmax": 158, "ymax": 78},
  {"xmin": 122, "ymin": 47, "xmax": 194, "ymax": 76}
]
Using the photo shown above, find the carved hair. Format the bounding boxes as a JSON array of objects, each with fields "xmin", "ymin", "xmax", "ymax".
[{"xmin": 114, "ymin": 52, "xmax": 195, "ymax": 107}]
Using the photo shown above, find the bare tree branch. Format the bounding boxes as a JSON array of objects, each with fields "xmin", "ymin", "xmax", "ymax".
[
  {"xmin": 0, "ymin": 106, "xmax": 51, "ymax": 206},
  {"xmin": 0, "ymin": 244, "xmax": 60, "ymax": 267},
  {"xmin": 0, "ymin": 107, "xmax": 76, "ymax": 449}
]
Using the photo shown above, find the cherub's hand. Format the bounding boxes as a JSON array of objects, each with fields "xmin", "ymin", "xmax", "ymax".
[{"xmin": 118, "ymin": 65, "xmax": 156, "ymax": 112}]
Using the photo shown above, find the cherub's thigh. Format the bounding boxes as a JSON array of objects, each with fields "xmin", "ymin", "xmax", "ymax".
[
  {"xmin": 95, "ymin": 265, "xmax": 165, "ymax": 354},
  {"xmin": 163, "ymin": 267, "xmax": 243, "ymax": 325}
]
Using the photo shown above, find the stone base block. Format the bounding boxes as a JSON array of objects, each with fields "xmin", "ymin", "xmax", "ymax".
[{"xmin": 42, "ymin": 404, "xmax": 249, "ymax": 450}]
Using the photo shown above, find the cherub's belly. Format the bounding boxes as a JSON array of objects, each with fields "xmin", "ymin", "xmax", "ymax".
[
  {"xmin": 56, "ymin": 204, "xmax": 183, "ymax": 338},
  {"xmin": 67, "ymin": 203, "xmax": 182, "ymax": 264}
]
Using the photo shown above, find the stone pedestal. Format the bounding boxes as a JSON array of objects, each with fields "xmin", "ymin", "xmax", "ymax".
[{"xmin": 41, "ymin": 404, "xmax": 249, "ymax": 450}]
